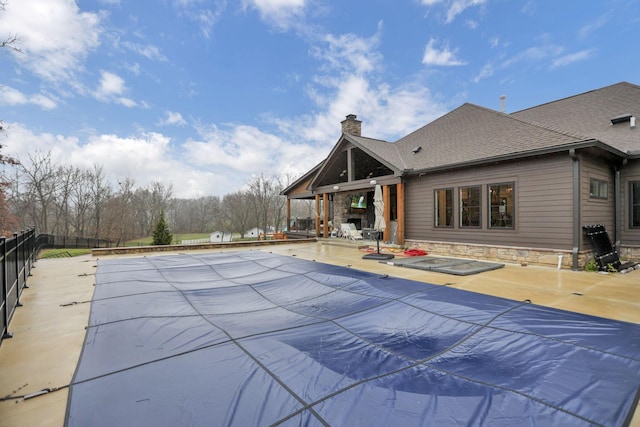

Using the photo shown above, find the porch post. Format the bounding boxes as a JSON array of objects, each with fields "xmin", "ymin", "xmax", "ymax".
[
  {"xmin": 383, "ymin": 185, "xmax": 391, "ymax": 242},
  {"xmin": 323, "ymin": 193, "xmax": 329, "ymax": 238},
  {"xmin": 286, "ymin": 198, "xmax": 291, "ymax": 232},
  {"xmin": 315, "ymin": 194, "xmax": 320, "ymax": 237},
  {"xmin": 397, "ymin": 182, "xmax": 405, "ymax": 245}
]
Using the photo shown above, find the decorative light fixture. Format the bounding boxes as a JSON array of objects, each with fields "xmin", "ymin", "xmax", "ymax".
[
  {"xmin": 333, "ymin": 185, "xmax": 339, "ymax": 190},
  {"xmin": 369, "ymin": 180, "xmax": 376, "ymax": 185}
]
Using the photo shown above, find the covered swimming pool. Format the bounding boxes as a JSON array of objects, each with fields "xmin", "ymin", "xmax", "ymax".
[{"xmin": 66, "ymin": 251, "xmax": 640, "ymax": 426}]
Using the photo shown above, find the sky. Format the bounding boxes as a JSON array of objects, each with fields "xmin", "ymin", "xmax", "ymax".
[{"xmin": 0, "ymin": 0, "xmax": 639, "ymax": 199}]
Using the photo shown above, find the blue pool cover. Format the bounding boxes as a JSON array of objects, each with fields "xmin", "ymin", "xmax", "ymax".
[{"xmin": 65, "ymin": 251, "xmax": 640, "ymax": 427}]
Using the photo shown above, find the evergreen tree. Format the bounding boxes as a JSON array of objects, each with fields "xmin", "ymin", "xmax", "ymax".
[{"xmin": 151, "ymin": 210, "xmax": 173, "ymax": 245}]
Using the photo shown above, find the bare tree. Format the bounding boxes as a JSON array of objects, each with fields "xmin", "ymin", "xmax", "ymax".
[
  {"xmin": 247, "ymin": 174, "xmax": 277, "ymax": 234},
  {"xmin": 70, "ymin": 168, "xmax": 95, "ymax": 237},
  {"xmin": 0, "ymin": 2, "xmax": 22, "ymax": 53},
  {"xmin": 222, "ymin": 191, "xmax": 253, "ymax": 238},
  {"xmin": 19, "ymin": 151, "xmax": 59, "ymax": 233},
  {"xmin": 88, "ymin": 165, "xmax": 111, "ymax": 240},
  {"xmin": 0, "ymin": 124, "xmax": 19, "ymax": 236}
]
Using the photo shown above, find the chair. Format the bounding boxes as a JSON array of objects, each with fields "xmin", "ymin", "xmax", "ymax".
[{"xmin": 341, "ymin": 223, "xmax": 363, "ymax": 240}]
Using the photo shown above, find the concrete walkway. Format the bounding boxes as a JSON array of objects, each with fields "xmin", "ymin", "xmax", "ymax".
[{"xmin": 1, "ymin": 242, "xmax": 638, "ymax": 426}]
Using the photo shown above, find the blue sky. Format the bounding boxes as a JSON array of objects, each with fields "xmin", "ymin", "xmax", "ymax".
[{"xmin": 1, "ymin": 0, "xmax": 639, "ymax": 198}]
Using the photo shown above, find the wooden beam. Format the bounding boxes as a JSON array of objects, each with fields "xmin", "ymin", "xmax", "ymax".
[
  {"xmin": 323, "ymin": 193, "xmax": 329, "ymax": 238},
  {"xmin": 397, "ymin": 182, "xmax": 405, "ymax": 245},
  {"xmin": 286, "ymin": 198, "xmax": 291, "ymax": 232},
  {"xmin": 315, "ymin": 194, "xmax": 320, "ymax": 237},
  {"xmin": 383, "ymin": 185, "xmax": 391, "ymax": 242}
]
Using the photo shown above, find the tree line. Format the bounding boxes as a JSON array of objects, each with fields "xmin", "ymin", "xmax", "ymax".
[{"xmin": 0, "ymin": 150, "xmax": 314, "ymax": 243}]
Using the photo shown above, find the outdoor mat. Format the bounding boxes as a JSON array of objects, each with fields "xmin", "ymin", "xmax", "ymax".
[
  {"xmin": 384, "ymin": 255, "xmax": 505, "ymax": 275},
  {"xmin": 65, "ymin": 251, "xmax": 640, "ymax": 427}
]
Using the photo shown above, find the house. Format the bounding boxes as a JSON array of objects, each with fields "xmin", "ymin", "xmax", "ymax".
[
  {"xmin": 282, "ymin": 82, "xmax": 640, "ymax": 270},
  {"xmin": 245, "ymin": 227, "xmax": 264, "ymax": 238},
  {"xmin": 210, "ymin": 231, "xmax": 233, "ymax": 243}
]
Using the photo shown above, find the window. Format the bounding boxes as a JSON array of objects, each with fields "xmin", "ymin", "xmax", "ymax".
[
  {"xmin": 488, "ymin": 183, "xmax": 514, "ymax": 228},
  {"xmin": 435, "ymin": 188, "xmax": 453, "ymax": 227},
  {"xmin": 631, "ymin": 181, "xmax": 640, "ymax": 228},
  {"xmin": 460, "ymin": 186, "xmax": 481, "ymax": 227},
  {"xmin": 590, "ymin": 178, "xmax": 608, "ymax": 199}
]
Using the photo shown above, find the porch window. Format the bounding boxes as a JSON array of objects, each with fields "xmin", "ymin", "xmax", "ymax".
[
  {"xmin": 631, "ymin": 181, "xmax": 640, "ymax": 228},
  {"xmin": 460, "ymin": 186, "xmax": 481, "ymax": 227},
  {"xmin": 488, "ymin": 182, "xmax": 514, "ymax": 228},
  {"xmin": 435, "ymin": 188, "xmax": 453, "ymax": 227},
  {"xmin": 590, "ymin": 178, "xmax": 608, "ymax": 200}
]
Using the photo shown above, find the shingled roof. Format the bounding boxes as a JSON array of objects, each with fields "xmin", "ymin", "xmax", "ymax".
[
  {"xmin": 284, "ymin": 81, "xmax": 639, "ymax": 195},
  {"xmin": 511, "ymin": 81, "xmax": 640, "ymax": 155},
  {"xmin": 340, "ymin": 81, "xmax": 640, "ymax": 174}
]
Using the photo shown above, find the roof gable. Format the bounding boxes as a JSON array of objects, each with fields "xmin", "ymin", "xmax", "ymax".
[{"xmin": 309, "ymin": 134, "xmax": 403, "ymax": 190}]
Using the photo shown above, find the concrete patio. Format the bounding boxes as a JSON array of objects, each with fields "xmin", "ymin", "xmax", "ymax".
[{"xmin": 1, "ymin": 241, "xmax": 638, "ymax": 426}]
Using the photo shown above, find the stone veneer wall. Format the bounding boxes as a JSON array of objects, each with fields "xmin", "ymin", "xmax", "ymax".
[
  {"xmin": 333, "ymin": 192, "xmax": 370, "ymax": 229},
  {"xmin": 404, "ymin": 239, "xmax": 595, "ymax": 270},
  {"xmin": 620, "ymin": 246, "xmax": 640, "ymax": 264}
]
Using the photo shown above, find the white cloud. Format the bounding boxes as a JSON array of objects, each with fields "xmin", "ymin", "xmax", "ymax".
[
  {"xmin": 183, "ymin": 122, "xmax": 327, "ymax": 193},
  {"xmin": 117, "ymin": 97, "xmax": 137, "ymax": 108},
  {"xmin": 98, "ymin": 71, "xmax": 126, "ymax": 96},
  {"xmin": 473, "ymin": 63, "xmax": 494, "ymax": 83},
  {"xmin": 0, "ymin": 0, "xmax": 102, "ymax": 82},
  {"xmin": 422, "ymin": 38, "xmax": 467, "ymax": 66},
  {"xmin": 241, "ymin": 0, "xmax": 307, "ymax": 30},
  {"xmin": 95, "ymin": 70, "xmax": 136, "ymax": 107},
  {"xmin": 0, "ymin": 85, "xmax": 57, "ymax": 110},
  {"xmin": 121, "ymin": 41, "xmax": 167, "ymax": 62},
  {"xmin": 444, "ymin": 0, "xmax": 486, "ymax": 23},
  {"xmin": 160, "ymin": 111, "xmax": 188, "ymax": 126},
  {"xmin": 551, "ymin": 49, "xmax": 595, "ymax": 68},
  {"xmin": 420, "ymin": 0, "xmax": 486, "ymax": 24},
  {"xmin": 312, "ymin": 29, "xmax": 383, "ymax": 75},
  {"xmin": 578, "ymin": 13, "xmax": 611, "ymax": 40},
  {"xmin": 170, "ymin": 0, "xmax": 227, "ymax": 39},
  {"xmin": 2, "ymin": 123, "xmax": 223, "ymax": 198},
  {"xmin": 30, "ymin": 93, "xmax": 58, "ymax": 110},
  {"xmin": 501, "ymin": 44, "xmax": 564, "ymax": 69}
]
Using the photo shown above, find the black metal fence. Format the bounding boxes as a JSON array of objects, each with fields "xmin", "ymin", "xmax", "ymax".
[
  {"xmin": 37, "ymin": 234, "xmax": 113, "ymax": 249},
  {"xmin": 1, "ymin": 228, "xmax": 39, "ymax": 347}
]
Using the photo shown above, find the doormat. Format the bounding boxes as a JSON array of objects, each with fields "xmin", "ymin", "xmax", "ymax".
[{"xmin": 383, "ymin": 256, "xmax": 504, "ymax": 275}]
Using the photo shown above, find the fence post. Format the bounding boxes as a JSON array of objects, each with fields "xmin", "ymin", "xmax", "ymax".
[
  {"xmin": 1, "ymin": 237, "xmax": 11, "ymax": 341},
  {"xmin": 14, "ymin": 233, "xmax": 23, "ymax": 307}
]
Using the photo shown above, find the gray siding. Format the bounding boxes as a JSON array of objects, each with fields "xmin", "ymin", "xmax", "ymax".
[
  {"xmin": 405, "ymin": 154, "xmax": 575, "ymax": 249},
  {"xmin": 580, "ymin": 154, "xmax": 615, "ymax": 248},
  {"xmin": 621, "ymin": 159, "xmax": 640, "ymax": 246}
]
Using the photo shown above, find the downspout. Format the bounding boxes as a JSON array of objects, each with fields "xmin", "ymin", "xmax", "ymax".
[
  {"xmin": 569, "ymin": 149, "xmax": 580, "ymax": 270},
  {"xmin": 614, "ymin": 159, "xmax": 627, "ymax": 253}
]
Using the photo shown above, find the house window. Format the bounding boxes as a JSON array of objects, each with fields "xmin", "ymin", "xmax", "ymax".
[
  {"xmin": 460, "ymin": 186, "xmax": 481, "ymax": 227},
  {"xmin": 488, "ymin": 182, "xmax": 514, "ymax": 228},
  {"xmin": 590, "ymin": 178, "xmax": 608, "ymax": 199},
  {"xmin": 631, "ymin": 181, "xmax": 640, "ymax": 228},
  {"xmin": 435, "ymin": 188, "xmax": 453, "ymax": 227}
]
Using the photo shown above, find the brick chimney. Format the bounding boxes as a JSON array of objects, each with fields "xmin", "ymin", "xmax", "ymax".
[{"xmin": 341, "ymin": 114, "xmax": 361, "ymax": 136}]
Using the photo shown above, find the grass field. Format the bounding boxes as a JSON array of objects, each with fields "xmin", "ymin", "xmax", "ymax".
[
  {"xmin": 38, "ymin": 233, "xmax": 259, "ymax": 258},
  {"xmin": 39, "ymin": 248, "xmax": 93, "ymax": 258}
]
